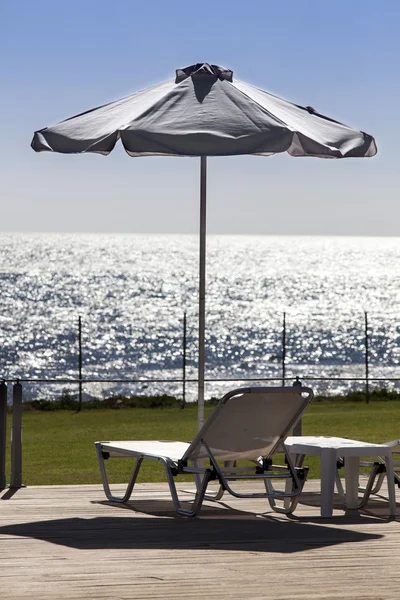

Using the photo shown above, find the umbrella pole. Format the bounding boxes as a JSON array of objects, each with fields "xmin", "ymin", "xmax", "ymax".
[{"xmin": 198, "ymin": 156, "xmax": 207, "ymax": 431}]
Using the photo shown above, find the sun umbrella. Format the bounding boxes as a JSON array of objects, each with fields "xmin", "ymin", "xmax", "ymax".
[{"xmin": 31, "ymin": 62, "xmax": 377, "ymax": 429}]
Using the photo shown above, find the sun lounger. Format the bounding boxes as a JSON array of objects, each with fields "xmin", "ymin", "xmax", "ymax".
[{"xmin": 95, "ymin": 386, "xmax": 313, "ymax": 517}]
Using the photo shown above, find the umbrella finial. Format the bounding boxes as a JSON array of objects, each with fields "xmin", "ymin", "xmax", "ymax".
[{"xmin": 175, "ymin": 63, "xmax": 233, "ymax": 83}]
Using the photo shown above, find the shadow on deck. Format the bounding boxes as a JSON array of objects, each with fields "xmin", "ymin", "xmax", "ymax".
[{"xmin": 0, "ymin": 496, "xmax": 384, "ymax": 552}]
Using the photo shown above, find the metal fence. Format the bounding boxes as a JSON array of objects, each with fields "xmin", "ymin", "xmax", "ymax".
[
  {"xmin": 1, "ymin": 367, "xmax": 400, "ymax": 492},
  {"xmin": 2, "ymin": 308, "xmax": 399, "ymax": 407}
]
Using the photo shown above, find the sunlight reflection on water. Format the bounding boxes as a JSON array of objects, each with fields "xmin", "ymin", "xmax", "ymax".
[{"xmin": 1, "ymin": 233, "xmax": 400, "ymax": 400}]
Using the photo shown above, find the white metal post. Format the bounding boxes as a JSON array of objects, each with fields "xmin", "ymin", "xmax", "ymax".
[{"xmin": 198, "ymin": 156, "xmax": 207, "ymax": 431}]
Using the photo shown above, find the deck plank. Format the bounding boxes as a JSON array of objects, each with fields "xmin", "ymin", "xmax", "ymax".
[{"xmin": 0, "ymin": 480, "xmax": 399, "ymax": 599}]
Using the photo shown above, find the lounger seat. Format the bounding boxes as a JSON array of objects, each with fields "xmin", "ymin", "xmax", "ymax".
[
  {"xmin": 101, "ymin": 441, "xmax": 191, "ymax": 462},
  {"xmin": 95, "ymin": 386, "xmax": 313, "ymax": 517}
]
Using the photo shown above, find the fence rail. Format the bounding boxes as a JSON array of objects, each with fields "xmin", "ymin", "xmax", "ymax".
[
  {"xmin": 2, "ymin": 372, "xmax": 400, "ymax": 492},
  {"xmin": 3, "ymin": 376, "xmax": 400, "ymax": 384}
]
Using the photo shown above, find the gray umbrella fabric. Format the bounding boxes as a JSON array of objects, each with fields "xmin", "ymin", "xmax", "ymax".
[
  {"xmin": 32, "ymin": 63, "xmax": 376, "ymax": 158},
  {"xmin": 31, "ymin": 63, "xmax": 377, "ymax": 428}
]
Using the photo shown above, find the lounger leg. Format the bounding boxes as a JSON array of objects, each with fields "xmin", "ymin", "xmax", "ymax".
[
  {"xmin": 162, "ymin": 459, "xmax": 212, "ymax": 517},
  {"xmin": 359, "ymin": 465, "xmax": 385, "ymax": 495},
  {"xmin": 204, "ymin": 482, "xmax": 225, "ymax": 501},
  {"xmin": 268, "ymin": 453, "xmax": 308, "ymax": 515},
  {"xmin": 95, "ymin": 443, "xmax": 143, "ymax": 503},
  {"xmin": 267, "ymin": 473, "xmax": 306, "ymax": 514},
  {"xmin": 357, "ymin": 463, "xmax": 382, "ymax": 508},
  {"xmin": 204, "ymin": 461, "xmax": 235, "ymax": 501},
  {"xmin": 358, "ymin": 454, "xmax": 396, "ymax": 516},
  {"xmin": 369, "ymin": 471, "xmax": 386, "ymax": 495},
  {"xmin": 192, "ymin": 461, "xmax": 220, "ymax": 499},
  {"xmin": 384, "ymin": 454, "xmax": 397, "ymax": 517},
  {"xmin": 283, "ymin": 453, "xmax": 306, "ymax": 510},
  {"xmin": 268, "ymin": 490, "xmax": 303, "ymax": 515}
]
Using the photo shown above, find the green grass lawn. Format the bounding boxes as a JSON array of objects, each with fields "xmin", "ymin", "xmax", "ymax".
[{"xmin": 4, "ymin": 399, "xmax": 400, "ymax": 486}]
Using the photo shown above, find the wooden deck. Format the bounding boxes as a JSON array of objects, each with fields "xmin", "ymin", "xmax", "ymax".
[{"xmin": 0, "ymin": 480, "xmax": 399, "ymax": 599}]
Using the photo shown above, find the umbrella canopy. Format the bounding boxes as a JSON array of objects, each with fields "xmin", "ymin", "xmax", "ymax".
[
  {"xmin": 31, "ymin": 63, "xmax": 377, "ymax": 427},
  {"xmin": 32, "ymin": 63, "xmax": 376, "ymax": 158}
]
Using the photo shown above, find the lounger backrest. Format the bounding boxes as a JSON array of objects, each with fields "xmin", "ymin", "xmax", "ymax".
[{"xmin": 183, "ymin": 386, "xmax": 313, "ymax": 462}]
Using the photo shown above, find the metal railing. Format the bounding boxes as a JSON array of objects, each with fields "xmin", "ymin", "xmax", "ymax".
[
  {"xmin": 2, "ymin": 308, "xmax": 392, "ymax": 408},
  {"xmin": 2, "ymin": 370, "xmax": 400, "ymax": 491}
]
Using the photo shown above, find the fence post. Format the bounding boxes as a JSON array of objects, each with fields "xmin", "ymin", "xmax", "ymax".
[
  {"xmin": 292, "ymin": 377, "xmax": 302, "ymax": 436},
  {"xmin": 10, "ymin": 380, "xmax": 23, "ymax": 489},
  {"xmin": 0, "ymin": 381, "xmax": 7, "ymax": 490},
  {"xmin": 282, "ymin": 312, "xmax": 286, "ymax": 386},
  {"xmin": 182, "ymin": 312, "xmax": 187, "ymax": 408},
  {"xmin": 365, "ymin": 312, "xmax": 369, "ymax": 404},
  {"xmin": 78, "ymin": 316, "xmax": 83, "ymax": 411}
]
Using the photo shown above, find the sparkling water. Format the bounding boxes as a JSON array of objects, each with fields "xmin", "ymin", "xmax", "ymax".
[{"xmin": 1, "ymin": 233, "xmax": 400, "ymax": 400}]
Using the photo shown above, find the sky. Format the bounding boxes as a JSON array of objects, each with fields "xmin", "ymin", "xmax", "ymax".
[{"xmin": 2, "ymin": 0, "xmax": 400, "ymax": 236}]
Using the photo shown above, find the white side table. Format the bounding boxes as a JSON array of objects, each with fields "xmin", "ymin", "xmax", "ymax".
[{"xmin": 284, "ymin": 436, "xmax": 396, "ymax": 518}]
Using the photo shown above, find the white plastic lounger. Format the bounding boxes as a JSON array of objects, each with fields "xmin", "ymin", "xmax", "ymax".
[{"xmin": 95, "ymin": 386, "xmax": 313, "ymax": 517}]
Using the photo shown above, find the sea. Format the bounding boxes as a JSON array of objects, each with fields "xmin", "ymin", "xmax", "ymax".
[{"xmin": 1, "ymin": 232, "xmax": 400, "ymax": 401}]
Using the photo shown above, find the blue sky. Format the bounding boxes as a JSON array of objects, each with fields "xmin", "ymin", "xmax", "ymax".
[{"xmin": 2, "ymin": 0, "xmax": 399, "ymax": 235}]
